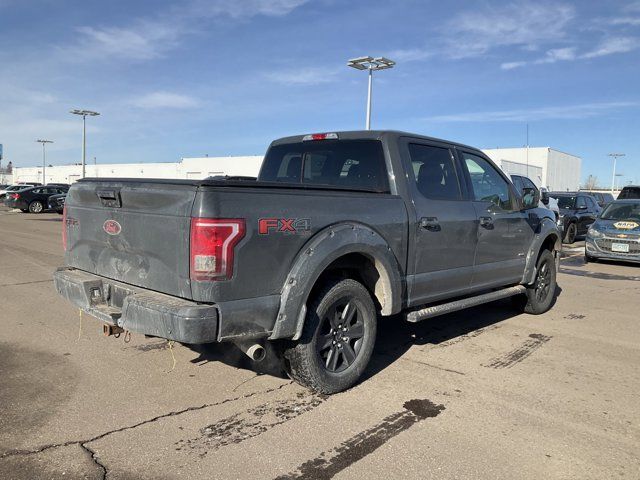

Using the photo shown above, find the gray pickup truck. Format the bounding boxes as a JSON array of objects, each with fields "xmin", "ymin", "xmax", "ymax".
[{"xmin": 54, "ymin": 131, "xmax": 560, "ymax": 393}]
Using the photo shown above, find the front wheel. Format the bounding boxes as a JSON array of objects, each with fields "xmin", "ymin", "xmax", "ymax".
[
  {"xmin": 283, "ymin": 278, "xmax": 377, "ymax": 394},
  {"xmin": 513, "ymin": 250, "xmax": 557, "ymax": 314}
]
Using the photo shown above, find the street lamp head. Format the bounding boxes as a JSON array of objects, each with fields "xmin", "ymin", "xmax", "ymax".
[
  {"xmin": 70, "ymin": 109, "xmax": 100, "ymax": 117},
  {"xmin": 36, "ymin": 139, "xmax": 54, "ymax": 144},
  {"xmin": 347, "ymin": 56, "xmax": 396, "ymax": 71}
]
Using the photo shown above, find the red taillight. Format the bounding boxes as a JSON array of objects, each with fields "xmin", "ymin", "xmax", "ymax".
[
  {"xmin": 62, "ymin": 204, "xmax": 68, "ymax": 251},
  {"xmin": 190, "ymin": 218, "xmax": 245, "ymax": 281}
]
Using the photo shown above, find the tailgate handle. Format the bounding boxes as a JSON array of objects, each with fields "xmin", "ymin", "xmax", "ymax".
[{"xmin": 97, "ymin": 190, "xmax": 122, "ymax": 208}]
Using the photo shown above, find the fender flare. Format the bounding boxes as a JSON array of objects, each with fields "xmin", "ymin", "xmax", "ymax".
[
  {"xmin": 269, "ymin": 222, "xmax": 403, "ymax": 340},
  {"xmin": 522, "ymin": 217, "xmax": 562, "ymax": 285}
]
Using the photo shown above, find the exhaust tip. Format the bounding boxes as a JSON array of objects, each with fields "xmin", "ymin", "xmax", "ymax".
[{"xmin": 246, "ymin": 344, "xmax": 266, "ymax": 362}]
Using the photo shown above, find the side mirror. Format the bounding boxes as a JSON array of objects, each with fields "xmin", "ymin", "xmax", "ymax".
[
  {"xmin": 522, "ymin": 187, "xmax": 540, "ymax": 210},
  {"xmin": 540, "ymin": 191, "xmax": 550, "ymax": 205}
]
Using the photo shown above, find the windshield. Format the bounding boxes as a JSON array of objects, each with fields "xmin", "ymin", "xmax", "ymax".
[
  {"xmin": 259, "ymin": 139, "xmax": 388, "ymax": 192},
  {"xmin": 554, "ymin": 196, "xmax": 576, "ymax": 209},
  {"xmin": 601, "ymin": 202, "xmax": 640, "ymax": 222}
]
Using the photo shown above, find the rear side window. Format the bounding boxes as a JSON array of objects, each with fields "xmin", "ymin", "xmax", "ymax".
[
  {"xmin": 408, "ymin": 144, "xmax": 462, "ymax": 200},
  {"xmin": 259, "ymin": 140, "xmax": 389, "ymax": 192}
]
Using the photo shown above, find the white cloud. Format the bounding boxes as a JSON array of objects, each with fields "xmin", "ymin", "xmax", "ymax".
[
  {"xmin": 388, "ymin": 48, "xmax": 432, "ymax": 62},
  {"xmin": 188, "ymin": 0, "xmax": 309, "ymax": 18},
  {"xmin": 67, "ymin": 0, "xmax": 309, "ymax": 61},
  {"xmin": 581, "ymin": 36, "xmax": 640, "ymax": 59},
  {"xmin": 540, "ymin": 47, "xmax": 577, "ymax": 63},
  {"xmin": 501, "ymin": 61, "xmax": 527, "ymax": 70},
  {"xmin": 73, "ymin": 21, "xmax": 182, "ymax": 61},
  {"xmin": 265, "ymin": 67, "xmax": 340, "ymax": 86},
  {"xmin": 426, "ymin": 102, "xmax": 640, "ymax": 123},
  {"xmin": 130, "ymin": 92, "xmax": 200, "ymax": 109},
  {"xmin": 610, "ymin": 16, "xmax": 640, "ymax": 26},
  {"xmin": 445, "ymin": 1, "xmax": 575, "ymax": 58}
]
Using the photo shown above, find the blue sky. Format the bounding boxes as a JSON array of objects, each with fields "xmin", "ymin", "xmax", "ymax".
[{"xmin": 1, "ymin": 0, "xmax": 639, "ymax": 187}]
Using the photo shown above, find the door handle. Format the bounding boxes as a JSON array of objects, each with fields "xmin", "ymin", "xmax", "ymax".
[
  {"xmin": 479, "ymin": 216, "xmax": 494, "ymax": 229},
  {"xmin": 420, "ymin": 217, "xmax": 441, "ymax": 232}
]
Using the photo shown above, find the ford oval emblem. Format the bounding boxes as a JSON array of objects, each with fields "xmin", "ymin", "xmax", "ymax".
[{"xmin": 103, "ymin": 220, "xmax": 122, "ymax": 236}]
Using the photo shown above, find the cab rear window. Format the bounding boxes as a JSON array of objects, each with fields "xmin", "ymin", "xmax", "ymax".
[{"xmin": 259, "ymin": 140, "xmax": 389, "ymax": 192}]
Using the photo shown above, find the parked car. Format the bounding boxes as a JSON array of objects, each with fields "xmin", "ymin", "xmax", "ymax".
[
  {"xmin": 0, "ymin": 184, "xmax": 30, "ymax": 201},
  {"xmin": 585, "ymin": 199, "xmax": 640, "ymax": 264},
  {"xmin": 48, "ymin": 193, "xmax": 67, "ymax": 214},
  {"xmin": 4, "ymin": 185, "xmax": 69, "ymax": 213},
  {"xmin": 618, "ymin": 185, "xmax": 640, "ymax": 200},
  {"xmin": 47, "ymin": 183, "xmax": 70, "ymax": 188},
  {"xmin": 551, "ymin": 192, "xmax": 601, "ymax": 244},
  {"xmin": 582, "ymin": 191, "xmax": 615, "ymax": 208},
  {"xmin": 54, "ymin": 130, "xmax": 561, "ymax": 393}
]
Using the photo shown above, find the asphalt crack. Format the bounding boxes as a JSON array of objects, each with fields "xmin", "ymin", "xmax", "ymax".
[
  {"xmin": 80, "ymin": 442, "xmax": 108, "ymax": 480},
  {"xmin": 0, "ymin": 381, "xmax": 293, "ymax": 474}
]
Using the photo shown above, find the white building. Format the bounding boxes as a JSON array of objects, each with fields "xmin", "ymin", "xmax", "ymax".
[
  {"xmin": 13, "ymin": 147, "xmax": 582, "ymax": 192},
  {"xmin": 12, "ymin": 156, "xmax": 264, "ymax": 185},
  {"xmin": 483, "ymin": 147, "xmax": 581, "ymax": 192}
]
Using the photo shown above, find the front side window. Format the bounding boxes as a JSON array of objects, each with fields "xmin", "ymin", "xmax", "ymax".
[
  {"xmin": 576, "ymin": 197, "xmax": 587, "ymax": 209},
  {"xmin": 259, "ymin": 140, "xmax": 388, "ymax": 192},
  {"xmin": 462, "ymin": 152, "xmax": 515, "ymax": 211},
  {"xmin": 408, "ymin": 144, "xmax": 462, "ymax": 200}
]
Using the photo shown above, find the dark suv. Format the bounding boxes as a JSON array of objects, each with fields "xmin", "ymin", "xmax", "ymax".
[
  {"xmin": 583, "ymin": 191, "xmax": 615, "ymax": 208},
  {"xmin": 618, "ymin": 186, "xmax": 640, "ymax": 200},
  {"xmin": 551, "ymin": 192, "xmax": 601, "ymax": 244}
]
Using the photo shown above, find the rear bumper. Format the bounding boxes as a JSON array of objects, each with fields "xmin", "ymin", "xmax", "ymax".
[{"xmin": 53, "ymin": 267, "xmax": 218, "ymax": 343}]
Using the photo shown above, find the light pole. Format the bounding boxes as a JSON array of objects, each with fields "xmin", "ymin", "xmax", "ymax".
[
  {"xmin": 70, "ymin": 109, "xmax": 100, "ymax": 178},
  {"xmin": 36, "ymin": 139, "xmax": 53, "ymax": 185},
  {"xmin": 608, "ymin": 153, "xmax": 625, "ymax": 193},
  {"xmin": 347, "ymin": 56, "xmax": 395, "ymax": 130},
  {"xmin": 615, "ymin": 173, "xmax": 624, "ymax": 192}
]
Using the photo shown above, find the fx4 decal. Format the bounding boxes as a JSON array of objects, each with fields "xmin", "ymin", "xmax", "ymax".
[{"xmin": 259, "ymin": 218, "xmax": 311, "ymax": 235}]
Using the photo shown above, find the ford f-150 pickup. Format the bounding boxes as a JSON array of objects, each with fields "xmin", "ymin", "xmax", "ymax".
[{"xmin": 54, "ymin": 131, "xmax": 561, "ymax": 393}]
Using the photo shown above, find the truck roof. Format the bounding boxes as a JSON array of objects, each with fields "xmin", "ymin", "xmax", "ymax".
[{"xmin": 270, "ymin": 130, "xmax": 485, "ymax": 154}]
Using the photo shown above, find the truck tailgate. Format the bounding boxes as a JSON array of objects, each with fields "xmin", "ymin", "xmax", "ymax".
[{"xmin": 64, "ymin": 180, "xmax": 197, "ymax": 299}]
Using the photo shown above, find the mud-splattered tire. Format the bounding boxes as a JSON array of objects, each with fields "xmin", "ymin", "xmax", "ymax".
[
  {"xmin": 283, "ymin": 278, "xmax": 377, "ymax": 394},
  {"xmin": 513, "ymin": 250, "xmax": 557, "ymax": 315}
]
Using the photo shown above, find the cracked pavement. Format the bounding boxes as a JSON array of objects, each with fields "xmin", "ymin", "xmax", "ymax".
[{"xmin": 1, "ymin": 208, "xmax": 639, "ymax": 479}]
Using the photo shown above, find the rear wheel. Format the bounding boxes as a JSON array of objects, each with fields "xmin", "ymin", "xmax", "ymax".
[
  {"xmin": 513, "ymin": 250, "xmax": 557, "ymax": 314},
  {"xmin": 283, "ymin": 278, "xmax": 377, "ymax": 394},
  {"xmin": 28, "ymin": 200, "xmax": 44, "ymax": 214},
  {"xmin": 563, "ymin": 222, "xmax": 577, "ymax": 244}
]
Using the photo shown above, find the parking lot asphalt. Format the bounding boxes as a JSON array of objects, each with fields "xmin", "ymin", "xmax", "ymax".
[{"xmin": 1, "ymin": 207, "xmax": 639, "ymax": 480}]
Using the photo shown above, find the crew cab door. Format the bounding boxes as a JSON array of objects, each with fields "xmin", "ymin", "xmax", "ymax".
[
  {"xmin": 458, "ymin": 150, "xmax": 533, "ymax": 289},
  {"xmin": 401, "ymin": 139, "xmax": 477, "ymax": 305}
]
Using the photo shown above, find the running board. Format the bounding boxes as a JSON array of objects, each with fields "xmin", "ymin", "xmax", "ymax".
[{"xmin": 406, "ymin": 285, "xmax": 526, "ymax": 323}]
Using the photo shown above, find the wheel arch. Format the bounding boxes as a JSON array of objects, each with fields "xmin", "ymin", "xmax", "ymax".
[
  {"xmin": 522, "ymin": 218, "xmax": 562, "ymax": 285},
  {"xmin": 269, "ymin": 222, "xmax": 404, "ymax": 341}
]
